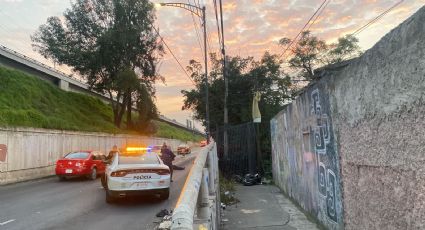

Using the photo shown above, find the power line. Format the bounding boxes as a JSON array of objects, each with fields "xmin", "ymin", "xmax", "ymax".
[
  {"xmin": 191, "ymin": 0, "xmax": 215, "ymax": 56},
  {"xmin": 205, "ymin": 24, "xmax": 215, "ymax": 55},
  {"xmin": 194, "ymin": 0, "xmax": 208, "ymax": 43},
  {"xmin": 352, "ymin": 0, "xmax": 404, "ymax": 36},
  {"xmin": 306, "ymin": 0, "xmax": 331, "ymax": 32},
  {"xmin": 278, "ymin": 0, "xmax": 328, "ymax": 59},
  {"xmin": 153, "ymin": 27, "xmax": 196, "ymax": 86},
  {"xmin": 188, "ymin": 0, "xmax": 205, "ymax": 58}
]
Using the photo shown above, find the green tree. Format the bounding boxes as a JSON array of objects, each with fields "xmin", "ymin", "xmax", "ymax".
[
  {"xmin": 280, "ymin": 31, "xmax": 327, "ymax": 80},
  {"xmin": 326, "ymin": 34, "xmax": 362, "ymax": 64},
  {"xmin": 182, "ymin": 52, "xmax": 291, "ymax": 153},
  {"xmin": 134, "ymin": 84, "xmax": 158, "ymax": 133},
  {"xmin": 32, "ymin": 0, "xmax": 163, "ymax": 127},
  {"xmin": 280, "ymin": 31, "xmax": 361, "ymax": 81}
]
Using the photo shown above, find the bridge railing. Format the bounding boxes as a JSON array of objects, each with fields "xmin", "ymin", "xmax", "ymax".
[
  {"xmin": 0, "ymin": 44, "xmax": 86, "ymax": 85},
  {"xmin": 171, "ymin": 141, "xmax": 220, "ymax": 230}
]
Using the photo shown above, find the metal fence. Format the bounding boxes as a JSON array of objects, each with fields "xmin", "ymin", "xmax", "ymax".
[{"xmin": 213, "ymin": 122, "xmax": 257, "ymax": 178}]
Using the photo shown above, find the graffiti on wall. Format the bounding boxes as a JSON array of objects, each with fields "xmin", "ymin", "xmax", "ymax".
[
  {"xmin": 311, "ymin": 89, "xmax": 338, "ymax": 223},
  {"xmin": 270, "ymin": 86, "xmax": 342, "ymax": 229}
]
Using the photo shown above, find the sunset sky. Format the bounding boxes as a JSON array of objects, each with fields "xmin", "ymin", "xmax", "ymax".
[{"xmin": 0, "ymin": 0, "xmax": 424, "ymax": 130}]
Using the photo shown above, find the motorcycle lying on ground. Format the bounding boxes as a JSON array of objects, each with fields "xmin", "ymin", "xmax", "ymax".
[{"xmin": 232, "ymin": 173, "xmax": 262, "ymax": 186}]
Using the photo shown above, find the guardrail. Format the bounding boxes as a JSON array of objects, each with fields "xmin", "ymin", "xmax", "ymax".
[{"xmin": 171, "ymin": 141, "xmax": 220, "ymax": 230}]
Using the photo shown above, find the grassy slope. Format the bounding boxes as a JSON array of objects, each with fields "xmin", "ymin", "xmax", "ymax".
[
  {"xmin": 154, "ymin": 120, "xmax": 202, "ymax": 142},
  {"xmin": 0, "ymin": 66, "xmax": 202, "ymax": 141}
]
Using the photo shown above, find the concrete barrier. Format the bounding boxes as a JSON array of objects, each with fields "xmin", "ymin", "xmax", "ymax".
[
  {"xmin": 0, "ymin": 127, "xmax": 185, "ymax": 185},
  {"xmin": 171, "ymin": 141, "xmax": 220, "ymax": 230}
]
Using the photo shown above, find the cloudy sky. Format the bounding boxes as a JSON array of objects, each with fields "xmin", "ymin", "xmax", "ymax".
[{"xmin": 0, "ymin": 0, "xmax": 424, "ymax": 130}]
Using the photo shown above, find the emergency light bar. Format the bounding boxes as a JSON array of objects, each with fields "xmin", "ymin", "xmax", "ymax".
[{"xmin": 125, "ymin": 147, "xmax": 152, "ymax": 152}]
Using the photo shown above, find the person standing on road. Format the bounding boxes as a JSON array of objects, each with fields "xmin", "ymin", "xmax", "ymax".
[
  {"xmin": 160, "ymin": 143, "xmax": 176, "ymax": 182},
  {"xmin": 106, "ymin": 145, "xmax": 119, "ymax": 163},
  {"xmin": 101, "ymin": 145, "xmax": 119, "ymax": 189}
]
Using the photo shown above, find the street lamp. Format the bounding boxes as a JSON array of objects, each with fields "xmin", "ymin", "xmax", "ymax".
[{"xmin": 157, "ymin": 2, "xmax": 210, "ymax": 143}]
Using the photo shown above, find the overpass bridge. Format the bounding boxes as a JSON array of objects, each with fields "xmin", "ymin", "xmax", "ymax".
[{"xmin": 0, "ymin": 44, "xmax": 204, "ymax": 136}]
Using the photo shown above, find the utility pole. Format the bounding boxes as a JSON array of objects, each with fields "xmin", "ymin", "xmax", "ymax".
[
  {"xmin": 157, "ymin": 2, "xmax": 210, "ymax": 143},
  {"xmin": 202, "ymin": 6, "xmax": 210, "ymax": 143},
  {"xmin": 219, "ymin": 0, "xmax": 229, "ymax": 158}
]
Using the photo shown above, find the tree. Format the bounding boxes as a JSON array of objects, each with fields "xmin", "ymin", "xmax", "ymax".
[
  {"xmin": 182, "ymin": 53, "xmax": 292, "ymax": 175},
  {"xmin": 32, "ymin": 0, "xmax": 163, "ymax": 127},
  {"xmin": 280, "ymin": 31, "xmax": 327, "ymax": 80},
  {"xmin": 280, "ymin": 31, "xmax": 361, "ymax": 81},
  {"xmin": 326, "ymin": 35, "xmax": 362, "ymax": 64},
  {"xmin": 134, "ymin": 84, "xmax": 158, "ymax": 134},
  {"xmin": 182, "ymin": 52, "xmax": 291, "ymax": 139}
]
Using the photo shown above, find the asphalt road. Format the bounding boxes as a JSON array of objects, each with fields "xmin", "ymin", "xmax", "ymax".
[{"xmin": 0, "ymin": 152, "xmax": 197, "ymax": 230}]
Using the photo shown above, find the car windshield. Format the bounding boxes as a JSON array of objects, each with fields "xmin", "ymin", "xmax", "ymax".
[
  {"xmin": 119, "ymin": 152, "xmax": 159, "ymax": 164},
  {"xmin": 64, "ymin": 152, "xmax": 89, "ymax": 159}
]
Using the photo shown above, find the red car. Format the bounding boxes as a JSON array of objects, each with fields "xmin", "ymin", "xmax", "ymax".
[{"xmin": 55, "ymin": 151, "xmax": 106, "ymax": 181}]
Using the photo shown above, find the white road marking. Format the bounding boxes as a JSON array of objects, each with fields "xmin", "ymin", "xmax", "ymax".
[{"xmin": 0, "ymin": 219, "xmax": 16, "ymax": 226}]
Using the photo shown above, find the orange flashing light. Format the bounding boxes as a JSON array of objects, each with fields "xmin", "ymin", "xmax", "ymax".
[{"xmin": 125, "ymin": 147, "xmax": 151, "ymax": 152}]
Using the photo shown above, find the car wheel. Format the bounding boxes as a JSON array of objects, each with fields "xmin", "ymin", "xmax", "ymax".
[
  {"xmin": 160, "ymin": 188, "xmax": 170, "ymax": 200},
  {"xmin": 58, "ymin": 176, "xmax": 66, "ymax": 181},
  {"xmin": 88, "ymin": 168, "xmax": 97, "ymax": 180},
  {"xmin": 105, "ymin": 190, "xmax": 114, "ymax": 203}
]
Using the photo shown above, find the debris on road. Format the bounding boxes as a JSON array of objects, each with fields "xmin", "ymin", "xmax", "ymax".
[
  {"xmin": 155, "ymin": 210, "xmax": 173, "ymax": 230},
  {"xmin": 157, "ymin": 220, "xmax": 172, "ymax": 230},
  {"xmin": 242, "ymin": 173, "xmax": 262, "ymax": 186},
  {"xmin": 221, "ymin": 202, "xmax": 227, "ymax": 210},
  {"xmin": 156, "ymin": 209, "xmax": 170, "ymax": 218}
]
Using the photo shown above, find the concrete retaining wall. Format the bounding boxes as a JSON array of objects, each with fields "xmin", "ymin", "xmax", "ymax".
[
  {"xmin": 0, "ymin": 127, "xmax": 184, "ymax": 185},
  {"xmin": 271, "ymin": 6, "xmax": 425, "ymax": 230}
]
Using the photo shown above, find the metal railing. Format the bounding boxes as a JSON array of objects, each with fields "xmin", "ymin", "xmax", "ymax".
[{"xmin": 171, "ymin": 141, "xmax": 220, "ymax": 230}]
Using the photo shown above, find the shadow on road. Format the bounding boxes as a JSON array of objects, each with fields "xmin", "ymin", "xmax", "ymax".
[
  {"xmin": 106, "ymin": 195, "xmax": 165, "ymax": 206},
  {"xmin": 58, "ymin": 177, "xmax": 97, "ymax": 182}
]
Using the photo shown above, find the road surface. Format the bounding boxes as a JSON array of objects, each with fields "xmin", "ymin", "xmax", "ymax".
[{"xmin": 0, "ymin": 152, "xmax": 197, "ymax": 230}]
